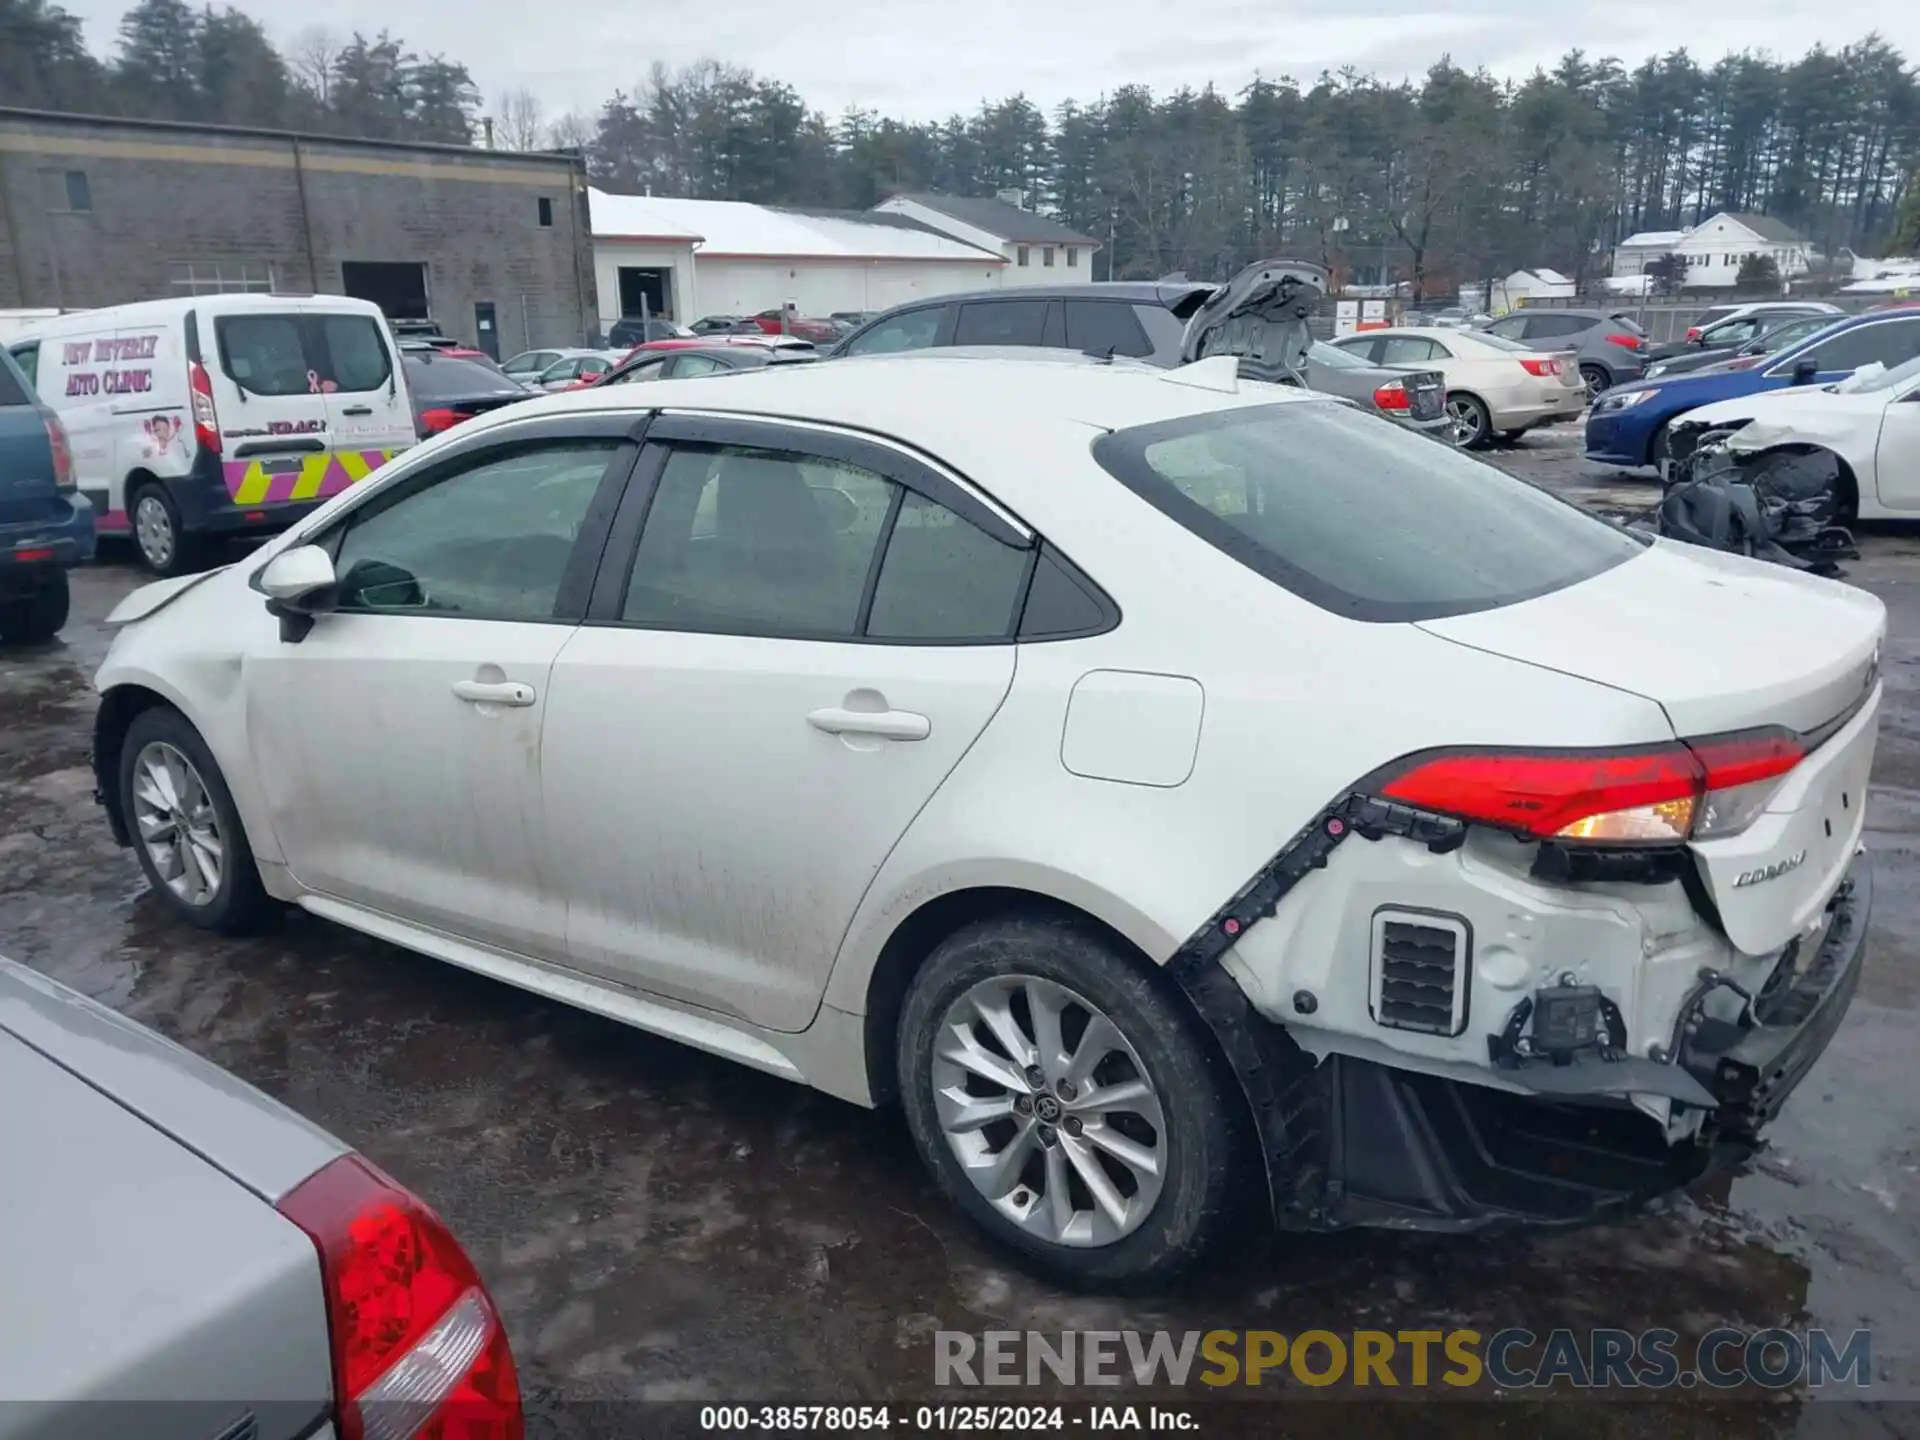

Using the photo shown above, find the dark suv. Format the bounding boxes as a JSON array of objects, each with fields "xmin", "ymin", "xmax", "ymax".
[
  {"xmin": 0, "ymin": 345, "xmax": 93, "ymax": 644},
  {"xmin": 828, "ymin": 282, "xmax": 1215, "ymax": 364}
]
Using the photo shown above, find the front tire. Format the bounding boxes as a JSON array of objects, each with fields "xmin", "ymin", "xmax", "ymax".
[
  {"xmin": 896, "ymin": 914, "xmax": 1242, "ymax": 1287},
  {"xmin": 118, "ymin": 706, "xmax": 270, "ymax": 934},
  {"xmin": 0, "ymin": 572, "xmax": 69, "ymax": 645}
]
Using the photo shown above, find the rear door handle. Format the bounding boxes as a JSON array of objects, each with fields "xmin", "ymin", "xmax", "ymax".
[
  {"xmin": 807, "ymin": 707, "xmax": 930, "ymax": 741},
  {"xmin": 453, "ymin": 679, "xmax": 536, "ymax": 707},
  {"xmin": 341, "ymin": 404, "xmax": 374, "ymax": 417}
]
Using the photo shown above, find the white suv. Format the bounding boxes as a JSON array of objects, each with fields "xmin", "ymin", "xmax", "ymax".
[{"xmin": 89, "ymin": 272, "xmax": 1880, "ymax": 1285}]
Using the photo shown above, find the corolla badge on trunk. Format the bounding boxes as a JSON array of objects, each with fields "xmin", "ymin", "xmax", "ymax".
[{"xmin": 1735, "ymin": 850, "xmax": 1808, "ymax": 887}]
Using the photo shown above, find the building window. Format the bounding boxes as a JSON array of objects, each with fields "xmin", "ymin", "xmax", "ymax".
[
  {"xmin": 537, "ymin": 197, "xmax": 554, "ymax": 227},
  {"xmin": 1043, "ymin": 247, "xmax": 1055, "ymax": 267},
  {"xmin": 39, "ymin": 167, "xmax": 91, "ymax": 213},
  {"xmin": 169, "ymin": 261, "xmax": 276, "ymax": 296},
  {"xmin": 63, "ymin": 170, "xmax": 91, "ymax": 212},
  {"xmin": 1017, "ymin": 245, "xmax": 1030, "ymax": 267},
  {"xmin": 1066, "ymin": 247, "xmax": 1077, "ymax": 268}
]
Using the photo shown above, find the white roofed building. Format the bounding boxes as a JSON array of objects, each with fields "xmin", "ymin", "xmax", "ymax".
[{"xmin": 589, "ymin": 190, "xmax": 1006, "ymax": 333}]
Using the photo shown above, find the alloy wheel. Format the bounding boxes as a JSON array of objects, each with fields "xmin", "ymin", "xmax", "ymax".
[
  {"xmin": 134, "ymin": 494, "xmax": 176, "ymax": 570},
  {"xmin": 131, "ymin": 741, "xmax": 224, "ymax": 907},
  {"xmin": 1445, "ymin": 396, "xmax": 1487, "ymax": 447},
  {"xmin": 930, "ymin": 974, "xmax": 1166, "ymax": 1248}
]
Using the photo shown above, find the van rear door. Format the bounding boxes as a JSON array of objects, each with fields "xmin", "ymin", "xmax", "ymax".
[
  {"xmin": 304, "ymin": 305, "xmax": 415, "ymax": 471},
  {"xmin": 208, "ymin": 308, "xmax": 334, "ymax": 510}
]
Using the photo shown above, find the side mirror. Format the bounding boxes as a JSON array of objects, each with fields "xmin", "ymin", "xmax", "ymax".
[
  {"xmin": 259, "ymin": 544, "xmax": 337, "ymax": 642},
  {"xmin": 1792, "ymin": 358, "xmax": 1820, "ymax": 385}
]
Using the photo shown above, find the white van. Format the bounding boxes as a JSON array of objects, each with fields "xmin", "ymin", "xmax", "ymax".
[{"xmin": 7, "ymin": 295, "xmax": 416, "ymax": 574}]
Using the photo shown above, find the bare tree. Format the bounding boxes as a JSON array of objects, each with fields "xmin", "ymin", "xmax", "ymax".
[
  {"xmin": 287, "ymin": 25, "xmax": 339, "ymax": 106},
  {"xmin": 493, "ymin": 87, "xmax": 546, "ymax": 151},
  {"xmin": 546, "ymin": 111, "xmax": 594, "ymax": 152}
]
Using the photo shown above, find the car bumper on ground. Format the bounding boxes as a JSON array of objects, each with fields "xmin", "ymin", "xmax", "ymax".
[{"xmin": 0, "ymin": 492, "xmax": 95, "ymax": 596}]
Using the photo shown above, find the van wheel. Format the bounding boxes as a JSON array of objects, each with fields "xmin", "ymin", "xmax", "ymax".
[
  {"xmin": 131, "ymin": 483, "xmax": 202, "ymax": 576},
  {"xmin": 0, "ymin": 572, "xmax": 68, "ymax": 645},
  {"xmin": 896, "ymin": 914, "xmax": 1242, "ymax": 1288},
  {"xmin": 118, "ymin": 706, "xmax": 269, "ymax": 934}
]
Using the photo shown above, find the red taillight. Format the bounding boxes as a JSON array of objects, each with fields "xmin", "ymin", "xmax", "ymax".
[
  {"xmin": 278, "ymin": 1154, "xmax": 522, "ymax": 1440},
  {"xmin": 1519, "ymin": 357, "xmax": 1560, "ymax": 377},
  {"xmin": 1379, "ymin": 729, "xmax": 1805, "ymax": 845},
  {"xmin": 188, "ymin": 361, "xmax": 221, "ymax": 455},
  {"xmin": 43, "ymin": 414, "xmax": 74, "ymax": 489},
  {"xmin": 418, "ymin": 408, "xmax": 464, "ymax": 435},
  {"xmin": 1372, "ymin": 380, "xmax": 1411, "ymax": 411},
  {"xmin": 1605, "ymin": 332, "xmax": 1643, "ymax": 349},
  {"xmin": 1684, "ymin": 327, "xmax": 1702, "ymax": 343}
]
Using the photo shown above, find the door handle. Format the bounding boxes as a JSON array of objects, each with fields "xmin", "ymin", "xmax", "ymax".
[
  {"xmin": 341, "ymin": 404, "xmax": 374, "ymax": 417},
  {"xmin": 453, "ymin": 679, "xmax": 536, "ymax": 707},
  {"xmin": 807, "ymin": 707, "xmax": 930, "ymax": 741}
]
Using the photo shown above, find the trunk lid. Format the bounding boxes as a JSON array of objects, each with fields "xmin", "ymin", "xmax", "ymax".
[{"xmin": 1417, "ymin": 541, "xmax": 1885, "ymax": 955}]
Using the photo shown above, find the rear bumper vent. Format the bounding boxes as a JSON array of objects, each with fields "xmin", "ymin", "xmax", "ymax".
[{"xmin": 1370, "ymin": 909, "xmax": 1471, "ymax": 1036}]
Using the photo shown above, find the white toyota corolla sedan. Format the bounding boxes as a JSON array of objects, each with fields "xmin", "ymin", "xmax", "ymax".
[{"xmin": 90, "ymin": 347, "xmax": 1882, "ymax": 1285}]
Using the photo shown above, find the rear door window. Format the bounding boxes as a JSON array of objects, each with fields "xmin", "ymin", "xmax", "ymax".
[
  {"xmin": 0, "ymin": 348, "xmax": 30, "ymax": 405},
  {"xmin": 1379, "ymin": 335, "xmax": 1443, "ymax": 364},
  {"xmin": 1776, "ymin": 318, "xmax": 1920, "ymax": 375},
  {"xmin": 1522, "ymin": 314, "xmax": 1586, "ymax": 341},
  {"xmin": 315, "ymin": 314, "xmax": 393, "ymax": 393},
  {"xmin": 7, "ymin": 343, "xmax": 38, "ymax": 392},
  {"xmin": 1091, "ymin": 401, "xmax": 1643, "ymax": 623},
  {"xmin": 1063, "ymin": 300, "xmax": 1152, "ymax": 358},
  {"xmin": 953, "ymin": 300, "xmax": 1049, "ymax": 347},
  {"xmin": 216, "ymin": 313, "xmax": 312, "ymax": 396}
]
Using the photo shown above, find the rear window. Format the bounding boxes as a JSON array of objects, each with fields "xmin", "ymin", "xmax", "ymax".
[
  {"xmin": 0, "ymin": 348, "xmax": 30, "ymax": 406},
  {"xmin": 403, "ymin": 354, "xmax": 526, "ymax": 399},
  {"xmin": 217, "ymin": 313, "xmax": 312, "ymax": 396},
  {"xmin": 1063, "ymin": 300, "xmax": 1152, "ymax": 358},
  {"xmin": 1090, "ymin": 402, "xmax": 1643, "ymax": 622},
  {"xmin": 954, "ymin": 301, "xmax": 1048, "ymax": 347}
]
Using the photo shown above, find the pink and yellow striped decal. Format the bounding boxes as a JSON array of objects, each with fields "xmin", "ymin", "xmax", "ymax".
[{"xmin": 223, "ymin": 449, "xmax": 394, "ymax": 506}]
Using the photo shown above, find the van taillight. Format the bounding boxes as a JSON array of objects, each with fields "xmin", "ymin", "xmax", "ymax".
[
  {"xmin": 188, "ymin": 361, "xmax": 221, "ymax": 456},
  {"xmin": 277, "ymin": 1154, "xmax": 523, "ymax": 1440},
  {"xmin": 44, "ymin": 415, "xmax": 74, "ymax": 490}
]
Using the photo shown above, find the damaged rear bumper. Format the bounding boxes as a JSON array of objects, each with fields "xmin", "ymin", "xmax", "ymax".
[{"xmin": 1173, "ymin": 837, "xmax": 1870, "ymax": 1233}]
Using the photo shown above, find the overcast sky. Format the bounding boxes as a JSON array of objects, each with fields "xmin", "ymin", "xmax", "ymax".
[{"xmin": 62, "ymin": 0, "xmax": 1920, "ymax": 124}]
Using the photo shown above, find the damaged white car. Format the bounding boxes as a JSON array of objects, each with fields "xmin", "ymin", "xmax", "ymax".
[
  {"xmin": 88, "ymin": 263, "xmax": 1882, "ymax": 1286},
  {"xmin": 1668, "ymin": 352, "xmax": 1920, "ymax": 519}
]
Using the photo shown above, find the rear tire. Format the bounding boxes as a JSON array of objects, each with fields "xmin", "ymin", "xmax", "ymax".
[
  {"xmin": 896, "ymin": 913, "xmax": 1243, "ymax": 1288},
  {"xmin": 0, "ymin": 572, "xmax": 68, "ymax": 645},
  {"xmin": 1445, "ymin": 392, "xmax": 1492, "ymax": 449},
  {"xmin": 118, "ymin": 706, "xmax": 270, "ymax": 935},
  {"xmin": 130, "ymin": 481, "xmax": 204, "ymax": 577},
  {"xmin": 1580, "ymin": 363, "xmax": 1611, "ymax": 399}
]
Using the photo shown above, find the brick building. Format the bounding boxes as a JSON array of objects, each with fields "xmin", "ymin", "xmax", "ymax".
[{"xmin": 0, "ymin": 108, "xmax": 596, "ymax": 358}]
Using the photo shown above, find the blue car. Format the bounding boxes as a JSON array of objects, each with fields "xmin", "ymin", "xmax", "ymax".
[
  {"xmin": 1585, "ymin": 308, "xmax": 1920, "ymax": 469},
  {"xmin": 0, "ymin": 345, "xmax": 94, "ymax": 644}
]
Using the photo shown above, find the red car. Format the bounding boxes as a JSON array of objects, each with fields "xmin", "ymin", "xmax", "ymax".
[{"xmin": 740, "ymin": 309, "xmax": 844, "ymax": 344}]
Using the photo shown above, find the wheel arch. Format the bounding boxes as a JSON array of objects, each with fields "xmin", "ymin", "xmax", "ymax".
[{"xmin": 1756, "ymin": 442, "xmax": 1861, "ymax": 521}]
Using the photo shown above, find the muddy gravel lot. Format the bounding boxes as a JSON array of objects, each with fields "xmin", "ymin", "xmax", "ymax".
[{"xmin": 2, "ymin": 431, "xmax": 1916, "ymax": 1436}]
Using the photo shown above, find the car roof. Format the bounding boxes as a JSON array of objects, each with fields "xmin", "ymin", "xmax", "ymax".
[{"xmin": 869, "ymin": 280, "xmax": 1214, "ymax": 311}]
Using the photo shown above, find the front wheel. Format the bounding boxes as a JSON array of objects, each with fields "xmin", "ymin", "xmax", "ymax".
[
  {"xmin": 118, "ymin": 706, "xmax": 270, "ymax": 934},
  {"xmin": 896, "ymin": 914, "xmax": 1243, "ymax": 1287},
  {"xmin": 0, "ymin": 572, "xmax": 68, "ymax": 645}
]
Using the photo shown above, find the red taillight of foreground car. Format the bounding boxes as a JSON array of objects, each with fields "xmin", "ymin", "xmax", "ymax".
[
  {"xmin": 1684, "ymin": 327, "xmax": 1703, "ymax": 343},
  {"xmin": 278, "ymin": 1154, "xmax": 523, "ymax": 1440},
  {"xmin": 1372, "ymin": 380, "xmax": 1412, "ymax": 411},
  {"xmin": 418, "ymin": 408, "xmax": 465, "ymax": 435},
  {"xmin": 1605, "ymin": 332, "xmax": 1644, "ymax": 350},
  {"xmin": 188, "ymin": 360, "xmax": 221, "ymax": 456},
  {"xmin": 1379, "ymin": 729, "xmax": 1805, "ymax": 845},
  {"xmin": 1519, "ymin": 357, "xmax": 1561, "ymax": 377},
  {"xmin": 44, "ymin": 414, "xmax": 74, "ymax": 490}
]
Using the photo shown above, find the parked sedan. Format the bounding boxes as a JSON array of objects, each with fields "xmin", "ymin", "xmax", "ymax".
[
  {"xmin": 1644, "ymin": 303, "xmax": 1841, "ymax": 366},
  {"xmin": 500, "ymin": 347, "xmax": 569, "ymax": 384},
  {"xmin": 401, "ymin": 347, "xmax": 537, "ymax": 437},
  {"xmin": 0, "ymin": 954, "xmax": 521, "ymax": 1439},
  {"xmin": 91, "ymin": 343, "xmax": 1879, "ymax": 1287},
  {"xmin": 533, "ymin": 350, "xmax": 624, "ymax": 391},
  {"xmin": 1478, "ymin": 308, "xmax": 1649, "ymax": 396},
  {"xmin": 592, "ymin": 342, "xmax": 819, "ymax": 386},
  {"xmin": 1586, "ymin": 307, "xmax": 1920, "ymax": 468},
  {"xmin": 1642, "ymin": 313, "xmax": 1840, "ymax": 381},
  {"xmin": 1677, "ymin": 300, "xmax": 1842, "ymax": 346},
  {"xmin": 1331, "ymin": 326, "xmax": 1585, "ymax": 447}
]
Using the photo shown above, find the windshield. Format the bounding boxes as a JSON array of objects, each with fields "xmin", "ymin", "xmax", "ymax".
[
  {"xmin": 403, "ymin": 354, "xmax": 525, "ymax": 399},
  {"xmin": 1310, "ymin": 341, "xmax": 1373, "ymax": 370},
  {"xmin": 1752, "ymin": 316, "xmax": 1838, "ymax": 353},
  {"xmin": 1091, "ymin": 402, "xmax": 1643, "ymax": 622}
]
